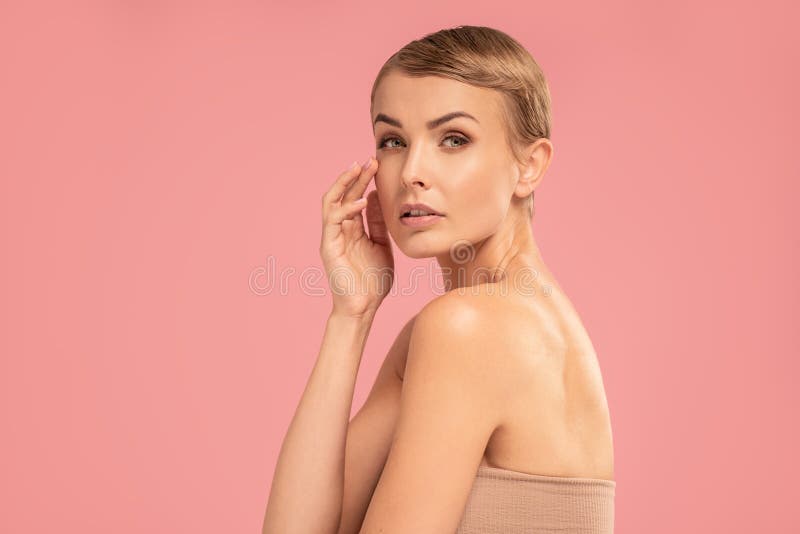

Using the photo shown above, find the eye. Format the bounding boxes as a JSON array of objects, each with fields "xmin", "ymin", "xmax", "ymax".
[
  {"xmin": 442, "ymin": 134, "xmax": 470, "ymax": 148},
  {"xmin": 378, "ymin": 136, "xmax": 403, "ymax": 149},
  {"xmin": 377, "ymin": 132, "xmax": 471, "ymax": 150}
]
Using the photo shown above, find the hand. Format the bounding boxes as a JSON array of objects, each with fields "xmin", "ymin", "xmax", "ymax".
[{"xmin": 320, "ymin": 157, "xmax": 394, "ymax": 318}]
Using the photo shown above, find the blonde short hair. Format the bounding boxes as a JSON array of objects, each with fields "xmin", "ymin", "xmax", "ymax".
[{"xmin": 370, "ymin": 25, "xmax": 552, "ymax": 218}]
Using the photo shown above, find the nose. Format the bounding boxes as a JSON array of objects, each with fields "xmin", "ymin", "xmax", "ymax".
[
  {"xmin": 402, "ymin": 174, "xmax": 428, "ymax": 190},
  {"xmin": 400, "ymin": 148, "xmax": 430, "ymax": 190}
]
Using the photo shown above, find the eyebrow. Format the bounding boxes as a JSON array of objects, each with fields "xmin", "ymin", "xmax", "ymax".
[{"xmin": 372, "ymin": 111, "xmax": 480, "ymax": 130}]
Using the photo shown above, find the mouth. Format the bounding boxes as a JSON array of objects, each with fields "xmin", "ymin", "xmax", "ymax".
[
  {"xmin": 399, "ymin": 203, "xmax": 444, "ymax": 219},
  {"xmin": 400, "ymin": 210, "xmax": 443, "ymax": 218},
  {"xmin": 399, "ymin": 212, "xmax": 444, "ymax": 228}
]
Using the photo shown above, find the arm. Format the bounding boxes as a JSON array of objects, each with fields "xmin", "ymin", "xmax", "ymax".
[
  {"xmin": 358, "ymin": 296, "xmax": 510, "ymax": 534},
  {"xmin": 263, "ymin": 156, "xmax": 392, "ymax": 533},
  {"xmin": 261, "ymin": 311, "xmax": 375, "ymax": 534},
  {"xmin": 336, "ymin": 315, "xmax": 415, "ymax": 534}
]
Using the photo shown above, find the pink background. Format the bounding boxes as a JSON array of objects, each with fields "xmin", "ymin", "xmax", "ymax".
[{"xmin": 1, "ymin": 2, "xmax": 798, "ymax": 532}]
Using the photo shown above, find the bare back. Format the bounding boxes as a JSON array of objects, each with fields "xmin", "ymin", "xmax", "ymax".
[{"xmin": 397, "ymin": 278, "xmax": 615, "ymax": 482}]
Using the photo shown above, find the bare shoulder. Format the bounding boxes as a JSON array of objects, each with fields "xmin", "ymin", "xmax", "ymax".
[
  {"xmin": 414, "ymin": 284, "xmax": 505, "ymax": 341},
  {"xmin": 398, "ymin": 283, "xmax": 613, "ymax": 481},
  {"xmin": 417, "ymin": 283, "xmax": 557, "ymax": 352},
  {"xmin": 418, "ymin": 282, "xmax": 519, "ymax": 322},
  {"xmin": 408, "ymin": 284, "xmax": 540, "ymax": 387},
  {"xmin": 358, "ymin": 291, "xmax": 527, "ymax": 532},
  {"xmin": 392, "ymin": 287, "xmax": 516, "ymax": 382}
]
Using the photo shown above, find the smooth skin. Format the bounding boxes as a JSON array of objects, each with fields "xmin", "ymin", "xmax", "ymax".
[
  {"xmin": 261, "ymin": 158, "xmax": 390, "ymax": 534},
  {"xmin": 262, "ymin": 71, "xmax": 614, "ymax": 534}
]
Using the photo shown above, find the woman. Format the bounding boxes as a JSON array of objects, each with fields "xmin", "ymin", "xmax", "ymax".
[{"xmin": 262, "ymin": 25, "xmax": 615, "ymax": 534}]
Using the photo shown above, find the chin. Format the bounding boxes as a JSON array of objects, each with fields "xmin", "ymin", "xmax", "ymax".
[{"xmin": 392, "ymin": 231, "xmax": 447, "ymax": 259}]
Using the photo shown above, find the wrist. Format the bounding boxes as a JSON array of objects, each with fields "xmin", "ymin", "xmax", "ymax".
[
  {"xmin": 329, "ymin": 309, "xmax": 377, "ymax": 325},
  {"xmin": 329, "ymin": 305, "xmax": 378, "ymax": 323},
  {"xmin": 325, "ymin": 310, "xmax": 375, "ymax": 354}
]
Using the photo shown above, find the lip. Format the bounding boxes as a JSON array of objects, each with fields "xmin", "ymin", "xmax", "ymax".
[
  {"xmin": 399, "ymin": 202, "xmax": 444, "ymax": 218},
  {"xmin": 399, "ymin": 214, "xmax": 444, "ymax": 228}
]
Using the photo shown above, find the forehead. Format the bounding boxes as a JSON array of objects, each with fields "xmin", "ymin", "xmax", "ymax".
[{"xmin": 372, "ymin": 72, "xmax": 504, "ymax": 128}]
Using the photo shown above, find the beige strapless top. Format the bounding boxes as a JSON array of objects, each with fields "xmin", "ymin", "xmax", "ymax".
[{"xmin": 456, "ymin": 464, "xmax": 616, "ymax": 533}]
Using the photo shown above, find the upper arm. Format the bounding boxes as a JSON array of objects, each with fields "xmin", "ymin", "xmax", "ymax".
[
  {"xmin": 336, "ymin": 316, "xmax": 416, "ymax": 534},
  {"xmin": 358, "ymin": 296, "xmax": 508, "ymax": 534}
]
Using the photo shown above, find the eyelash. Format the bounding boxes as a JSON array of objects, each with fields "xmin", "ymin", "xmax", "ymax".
[{"xmin": 376, "ymin": 133, "xmax": 471, "ymax": 150}]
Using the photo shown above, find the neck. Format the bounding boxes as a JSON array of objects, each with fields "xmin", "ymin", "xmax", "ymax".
[{"xmin": 435, "ymin": 208, "xmax": 546, "ymax": 292}]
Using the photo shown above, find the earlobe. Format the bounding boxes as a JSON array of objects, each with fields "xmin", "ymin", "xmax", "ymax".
[{"xmin": 513, "ymin": 177, "xmax": 536, "ymax": 200}]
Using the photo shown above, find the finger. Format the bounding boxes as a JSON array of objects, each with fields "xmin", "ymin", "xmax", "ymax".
[
  {"xmin": 322, "ymin": 162, "xmax": 362, "ymax": 217},
  {"xmin": 327, "ymin": 196, "xmax": 368, "ymax": 227},
  {"xmin": 343, "ymin": 195, "xmax": 368, "ymax": 242},
  {"xmin": 342, "ymin": 157, "xmax": 377, "ymax": 205},
  {"xmin": 322, "ymin": 196, "xmax": 367, "ymax": 245},
  {"xmin": 341, "ymin": 211, "xmax": 365, "ymax": 243},
  {"xmin": 365, "ymin": 190, "xmax": 390, "ymax": 246}
]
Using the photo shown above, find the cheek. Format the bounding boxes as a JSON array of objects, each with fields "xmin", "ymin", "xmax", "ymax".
[
  {"xmin": 452, "ymin": 167, "xmax": 499, "ymax": 206},
  {"xmin": 374, "ymin": 171, "xmax": 397, "ymax": 201},
  {"xmin": 374, "ymin": 168, "xmax": 388, "ymax": 189},
  {"xmin": 374, "ymin": 185, "xmax": 393, "ymax": 219},
  {"xmin": 449, "ymin": 169, "xmax": 509, "ymax": 224}
]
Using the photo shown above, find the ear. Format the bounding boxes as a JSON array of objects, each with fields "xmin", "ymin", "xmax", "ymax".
[{"xmin": 513, "ymin": 138, "xmax": 554, "ymax": 200}]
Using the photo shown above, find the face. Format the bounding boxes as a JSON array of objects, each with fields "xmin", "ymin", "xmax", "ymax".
[{"xmin": 371, "ymin": 71, "xmax": 525, "ymax": 259}]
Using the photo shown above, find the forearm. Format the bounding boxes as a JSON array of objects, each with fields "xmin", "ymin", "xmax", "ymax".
[{"xmin": 262, "ymin": 311, "xmax": 376, "ymax": 534}]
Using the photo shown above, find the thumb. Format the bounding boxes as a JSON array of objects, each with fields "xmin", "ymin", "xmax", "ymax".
[{"xmin": 365, "ymin": 190, "xmax": 390, "ymax": 246}]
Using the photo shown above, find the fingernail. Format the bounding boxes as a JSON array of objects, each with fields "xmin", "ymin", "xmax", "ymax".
[
  {"xmin": 350, "ymin": 161, "xmax": 360, "ymax": 171},
  {"xmin": 361, "ymin": 157, "xmax": 372, "ymax": 170},
  {"xmin": 355, "ymin": 197, "xmax": 367, "ymax": 204}
]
